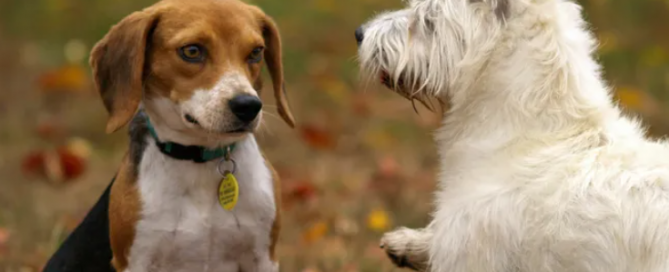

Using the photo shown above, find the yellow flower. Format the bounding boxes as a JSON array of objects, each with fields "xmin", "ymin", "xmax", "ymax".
[{"xmin": 367, "ymin": 208, "xmax": 391, "ymax": 232}]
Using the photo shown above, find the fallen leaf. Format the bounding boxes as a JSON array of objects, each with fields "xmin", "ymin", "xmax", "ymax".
[
  {"xmin": 0, "ymin": 227, "xmax": 9, "ymax": 257},
  {"xmin": 302, "ymin": 220, "xmax": 328, "ymax": 244},
  {"xmin": 57, "ymin": 147, "xmax": 87, "ymax": 181},
  {"xmin": 21, "ymin": 146, "xmax": 87, "ymax": 183},
  {"xmin": 37, "ymin": 64, "xmax": 88, "ymax": 93},
  {"xmin": 366, "ymin": 208, "xmax": 391, "ymax": 232},
  {"xmin": 299, "ymin": 125, "xmax": 336, "ymax": 150},
  {"xmin": 287, "ymin": 180, "xmax": 318, "ymax": 203}
]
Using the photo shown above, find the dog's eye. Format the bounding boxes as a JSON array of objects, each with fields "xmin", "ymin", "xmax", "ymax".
[
  {"xmin": 178, "ymin": 44, "xmax": 206, "ymax": 63},
  {"xmin": 247, "ymin": 47, "xmax": 264, "ymax": 64}
]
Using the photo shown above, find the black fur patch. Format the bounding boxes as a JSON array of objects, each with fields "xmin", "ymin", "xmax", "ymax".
[
  {"xmin": 43, "ymin": 180, "xmax": 116, "ymax": 272},
  {"xmin": 128, "ymin": 110, "xmax": 149, "ymax": 174}
]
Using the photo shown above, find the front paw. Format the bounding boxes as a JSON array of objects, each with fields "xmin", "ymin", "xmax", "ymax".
[{"xmin": 380, "ymin": 228, "xmax": 428, "ymax": 271}]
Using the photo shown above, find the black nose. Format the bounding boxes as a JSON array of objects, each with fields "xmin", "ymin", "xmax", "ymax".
[
  {"xmin": 228, "ymin": 94, "xmax": 262, "ymax": 124},
  {"xmin": 355, "ymin": 26, "xmax": 365, "ymax": 46}
]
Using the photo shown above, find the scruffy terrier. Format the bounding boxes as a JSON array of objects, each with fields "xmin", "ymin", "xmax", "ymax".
[{"xmin": 356, "ymin": 0, "xmax": 669, "ymax": 271}]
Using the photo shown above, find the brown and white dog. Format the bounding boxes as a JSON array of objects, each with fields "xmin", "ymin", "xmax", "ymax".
[{"xmin": 45, "ymin": 0, "xmax": 294, "ymax": 271}]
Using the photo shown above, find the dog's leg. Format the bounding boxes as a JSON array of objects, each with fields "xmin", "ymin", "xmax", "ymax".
[{"xmin": 381, "ymin": 227, "xmax": 432, "ymax": 271}]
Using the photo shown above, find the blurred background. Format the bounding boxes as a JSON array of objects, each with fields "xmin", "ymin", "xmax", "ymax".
[{"xmin": 0, "ymin": 0, "xmax": 667, "ymax": 271}]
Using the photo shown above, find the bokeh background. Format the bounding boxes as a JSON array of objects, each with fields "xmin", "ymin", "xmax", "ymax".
[{"xmin": 0, "ymin": 0, "xmax": 667, "ymax": 271}]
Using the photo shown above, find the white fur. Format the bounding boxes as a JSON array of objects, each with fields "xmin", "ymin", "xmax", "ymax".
[
  {"xmin": 359, "ymin": 0, "xmax": 669, "ymax": 271},
  {"xmin": 126, "ymin": 135, "xmax": 278, "ymax": 272},
  {"xmin": 123, "ymin": 70, "xmax": 277, "ymax": 271}
]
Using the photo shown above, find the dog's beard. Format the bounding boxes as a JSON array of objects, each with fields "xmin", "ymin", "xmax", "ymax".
[{"xmin": 377, "ymin": 69, "xmax": 441, "ymax": 113}]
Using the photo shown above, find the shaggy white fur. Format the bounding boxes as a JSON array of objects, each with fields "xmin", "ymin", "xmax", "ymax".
[{"xmin": 357, "ymin": 0, "xmax": 669, "ymax": 272}]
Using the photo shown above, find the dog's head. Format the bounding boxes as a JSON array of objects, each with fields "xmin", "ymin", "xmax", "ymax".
[
  {"xmin": 356, "ymin": 0, "xmax": 512, "ymax": 108},
  {"xmin": 91, "ymin": 0, "xmax": 295, "ymax": 143}
]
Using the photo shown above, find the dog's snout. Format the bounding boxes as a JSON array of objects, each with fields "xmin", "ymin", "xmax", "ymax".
[
  {"xmin": 229, "ymin": 94, "xmax": 262, "ymax": 124},
  {"xmin": 355, "ymin": 26, "xmax": 365, "ymax": 46}
]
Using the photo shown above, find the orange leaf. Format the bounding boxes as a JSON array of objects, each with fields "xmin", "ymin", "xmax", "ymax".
[
  {"xmin": 299, "ymin": 125, "xmax": 336, "ymax": 150},
  {"xmin": 38, "ymin": 64, "xmax": 87, "ymax": 93},
  {"xmin": 302, "ymin": 220, "xmax": 328, "ymax": 244}
]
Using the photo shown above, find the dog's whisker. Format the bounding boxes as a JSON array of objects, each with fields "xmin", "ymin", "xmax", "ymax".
[
  {"xmin": 256, "ymin": 118, "xmax": 275, "ymax": 137},
  {"xmin": 261, "ymin": 110, "xmax": 283, "ymax": 123}
]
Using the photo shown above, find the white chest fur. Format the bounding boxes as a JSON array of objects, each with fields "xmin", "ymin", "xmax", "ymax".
[{"xmin": 126, "ymin": 136, "xmax": 277, "ymax": 272}]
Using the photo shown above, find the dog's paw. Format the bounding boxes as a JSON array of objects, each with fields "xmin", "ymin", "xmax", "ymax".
[{"xmin": 380, "ymin": 228, "xmax": 428, "ymax": 271}]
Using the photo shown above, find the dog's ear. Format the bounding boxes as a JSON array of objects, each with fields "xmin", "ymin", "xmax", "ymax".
[
  {"xmin": 90, "ymin": 9, "xmax": 160, "ymax": 133},
  {"xmin": 261, "ymin": 15, "xmax": 296, "ymax": 128}
]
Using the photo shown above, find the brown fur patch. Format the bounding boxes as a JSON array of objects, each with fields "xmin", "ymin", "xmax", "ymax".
[
  {"xmin": 108, "ymin": 154, "xmax": 141, "ymax": 271},
  {"xmin": 90, "ymin": 10, "xmax": 159, "ymax": 133}
]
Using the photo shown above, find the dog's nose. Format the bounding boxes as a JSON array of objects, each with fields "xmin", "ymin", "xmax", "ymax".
[
  {"xmin": 355, "ymin": 26, "xmax": 365, "ymax": 46},
  {"xmin": 228, "ymin": 94, "xmax": 262, "ymax": 124}
]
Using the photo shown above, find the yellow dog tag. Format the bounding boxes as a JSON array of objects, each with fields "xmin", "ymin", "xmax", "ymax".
[{"xmin": 218, "ymin": 171, "xmax": 239, "ymax": 210}]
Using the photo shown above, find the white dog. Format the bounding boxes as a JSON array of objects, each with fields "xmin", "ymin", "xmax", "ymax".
[{"xmin": 356, "ymin": 0, "xmax": 669, "ymax": 271}]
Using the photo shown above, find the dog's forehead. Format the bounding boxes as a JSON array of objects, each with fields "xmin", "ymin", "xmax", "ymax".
[{"xmin": 157, "ymin": 0, "xmax": 262, "ymax": 37}]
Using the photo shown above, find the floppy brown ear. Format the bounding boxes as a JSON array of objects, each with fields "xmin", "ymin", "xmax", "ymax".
[
  {"xmin": 262, "ymin": 16, "xmax": 296, "ymax": 128},
  {"xmin": 90, "ymin": 10, "xmax": 159, "ymax": 133}
]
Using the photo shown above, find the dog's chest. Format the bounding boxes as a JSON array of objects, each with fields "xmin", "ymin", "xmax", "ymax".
[{"xmin": 127, "ymin": 141, "xmax": 276, "ymax": 271}]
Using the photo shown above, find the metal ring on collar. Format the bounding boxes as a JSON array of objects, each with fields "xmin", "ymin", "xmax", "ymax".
[{"xmin": 217, "ymin": 158, "xmax": 237, "ymax": 176}]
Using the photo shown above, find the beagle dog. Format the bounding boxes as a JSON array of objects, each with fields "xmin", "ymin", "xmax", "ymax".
[{"xmin": 43, "ymin": 0, "xmax": 294, "ymax": 271}]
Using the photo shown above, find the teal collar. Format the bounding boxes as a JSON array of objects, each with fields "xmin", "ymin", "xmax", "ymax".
[{"xmin": 146, "ymin": 120, "xmax": 235, "ymax": 163}]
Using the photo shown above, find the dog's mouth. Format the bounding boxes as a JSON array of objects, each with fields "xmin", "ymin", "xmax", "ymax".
[
  {"xmin": 226, "ymin": 126, "xmax": 253, "ymax": 134},
  {"xmin": 380, "ymin": 71, "xmax": 403, "ymax": 89},
  {"xmin": 378, "ymin": 70, "xmax": 436, "ymax": 112},
  {"xmin": 183, "ymin": 114, "xmax": 256, "ymax": 135}
]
